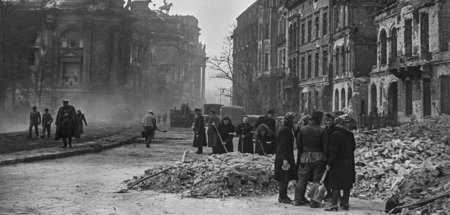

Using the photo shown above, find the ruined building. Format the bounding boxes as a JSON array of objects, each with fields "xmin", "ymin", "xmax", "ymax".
[
  {"xmin": 1, "ymin": 0, "xmax": 206, "ymax": 120},
  {"xmin": 370, "ymin": 0, "xmax": 450, "ymax": 122}
]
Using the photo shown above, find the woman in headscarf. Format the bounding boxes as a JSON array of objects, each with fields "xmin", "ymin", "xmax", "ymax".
[
  {"xmin": 253, "ymin": 123, "xmax": 275, "ymax": 155},
  {"xmin": 213, "ymin": 116, "xmax": 235, "ymax": 154},
  {"xmin": 274, "ymin": 112, "xmax": 298, "ymax": 204},
  {"xmin": 323, "ymin": 113, "xmax": 356, "ymax": 211},
  {"xmin": 236, "ymin": 115, "xmax": 254, "ymax": 153}
]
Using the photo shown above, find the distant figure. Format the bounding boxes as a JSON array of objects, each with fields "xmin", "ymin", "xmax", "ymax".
[
  {"xmin": 29, "ymin": 106, "xmax": 41, "ymax": 139},
  {"xmin": 55, "ymin": 100, "xmax": 79, "ymax": 148},
  {"xmin": 162, "ymin": 112, "xmax": 168, "ymax": 125},
  {"xmin": 157, "ymin": 113, "xmax": 162, "ymax": 124},
  {"xmin": 206, "ymin": 109, "xmax": 220, "ymax": 151},
  {"xmin": 76, "ymin": 110, "xmax": 87, "ymax": 135},
  {"xmin": 142, "ymin": 110, "xmax": 157, "ymax": 148},
  {"xmin": 41, "ymin": 108, "xmax": 53, "ymax": 138},
  {"xmin": 193, "ymin": 108, "xmax": 207, "ymax": 154},
  {"xmin": 236, "ymin": 116, "xmax": 254, "ymax": 153}
]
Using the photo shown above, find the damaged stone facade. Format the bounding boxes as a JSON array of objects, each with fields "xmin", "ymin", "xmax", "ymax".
[
  {"xmin": 8, "ymin": 0, "xmax": 206, "ymax": 120},
  {"xmin": 370, "ymin": 0, "xmax": 450, "ymax": 123}
]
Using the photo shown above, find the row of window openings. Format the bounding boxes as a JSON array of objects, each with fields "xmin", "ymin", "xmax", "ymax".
[
  {"xmin": 289, "ymin": 13, "xmax": 328, "ymax": 48},
  {"xmin": 379, "ymin": 14, "xmax": 430, "ymax": 65},
  {"xmin": 288, "ymin": 52, "xmax": 328, "ymax": 79}
]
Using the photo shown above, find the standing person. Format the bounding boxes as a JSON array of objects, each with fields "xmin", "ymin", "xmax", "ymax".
[
  {"xmin": 213, "ymin": 116, "xmax": 234, "ymax": 154},
  {"xmin": 29, "ymin": 106, "xmax": 41, "ymax": 139},
  {"xmin": 254, "ymin": 123, "xmax": 275, "ymax": 155},
  {"xmin": 255, "ymin": 109, "xmax": 277, "ymax": 154},
  {"xmin": 76, "ymin": 110, "xmax": 87, "ymax": 135},
  {"xmin": 207, "ymin": 109, "xmax": 221, "ymax": 151},
  {"xmin": 162, "ymin": 112, "xmax": 168, "ymax": 125},
  {"xmin": 193, "ymin": 108, "xmax": 207, "ymax": 154},
  {"xmin": 236, "ymin": 115, "xmax": 254, "ymax": 153},
  {"xmin": 293, "ymin": 111, "xmax": 327, "ymax": 208},
  {"xmin": 41, "ymin": 108, "xmax": 53, "ymax": 138},
  {"xmin": 157, "ymin": 113, "xmax": 162, "ymax": 124},
  {"xmin": 323, "ymin": 114, "xmax": 356, "ymax": 211},
  {"xmin": 55, "ymin": 100, "xmax": 79, "ymax": 148},
  {"xmin": 274, "ymin": 112, "xmax": 298, "ymax": 204},
  {"xmin": 141, "ymin": 110, "xmax": 157, "ymax": 148}
]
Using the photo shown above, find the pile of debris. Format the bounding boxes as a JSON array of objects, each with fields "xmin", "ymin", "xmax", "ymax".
[
  {"xmin": 352, "ymin": 116, "xmax": 450, "ymax": 214},
  {"xmin": 125, "ymin": 152, "xmax": 277, "ymax": 198}
]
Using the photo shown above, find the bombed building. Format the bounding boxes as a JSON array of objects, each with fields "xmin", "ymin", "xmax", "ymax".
[{"xmin": 0, "ymin": 0, "xmax": 206, "ymax": 121}]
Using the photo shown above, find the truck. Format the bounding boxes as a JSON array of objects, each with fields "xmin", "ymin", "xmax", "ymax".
[{"xmin": 169, "ymin": 103, "xmax": 195, "ymax": 128}]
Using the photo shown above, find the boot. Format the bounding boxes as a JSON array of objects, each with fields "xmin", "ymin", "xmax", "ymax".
[
  {"xmin": 310, "ymin": 200, "xmax": 321, "ymax": 208},
  {"xmin": 324, "ymin": 205, "xmax": 338, "ymax": 211},
  {"xmin": 278, "ymin": 197, "xmax": 292, "ymax": 204},
  {"xmin": 293, "ymin": 197, "xmax": 310, "ymax": 206}
]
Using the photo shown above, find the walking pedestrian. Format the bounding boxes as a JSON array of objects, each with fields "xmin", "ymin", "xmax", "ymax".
[
  {"xmin": 76, "ymin": 110, "xmax": 87, "ymax": 135},
  {"xmin": 207, "ymin": 109, "xmax": 220, "ymax": 151},
  {"xmin": 236, "ymin": 115, "xmax": 254, "ymax": 153},
  {"xmin": 193, "ymin": 108, "xmax": 207, "ymax": 154},
  {"xmin": 293, "ymin": 111, "xmax": 327, "ymax": 208},
  {"xmin": 55, "ymin": 100, "xmax": 79, "ymax": 148},
  {"xmin": 29, "ymin": 106, "xmax": 41, "ymax": 139},
  {"xmin": 142, "ymin": 110, "xmax": 157, "ymax": 148},
  {"xmin": 323, "ymin": 114, "xmax": 356, "ymax": 212},
  {"xmin": 41, "ymin": 108, "xmax": 53, "ymax": 138},
  {"xmin": 213, "ymin": 116, "xmax": 234, "ymax": 154},
  {"xmin": 274, "ymin": 112, "xmax": 298, "ymax": 204},
  {"xmin": 255, "ymin": 109, "xmax": 277, "ymax": 154},
  {"xmin": 157, "ymin": 113, "xmax": 162, "ymax": 124}
]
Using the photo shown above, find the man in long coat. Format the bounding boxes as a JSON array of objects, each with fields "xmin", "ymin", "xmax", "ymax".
[
  {"xmin": 324, "ymin": 114, "xmax": 356, "ymax": 211},
  {"xmin": 274, "ymin": 112, "xmax": 298, "ymax": 204},
  {"xmin": 55, "ymin": 100, "xmax": 79, "ymax": 148},
  {"xmin": 193, "ymin": 108, "xmax": 207, "ymax": 154}
]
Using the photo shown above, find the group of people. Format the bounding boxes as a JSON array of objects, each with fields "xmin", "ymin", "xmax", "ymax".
[
  {"xmin": 29, "ymin": 100, "xmax": 88, "ymax": 148},
  {"xmin": 192, "ymin": 108, "xmax": 278, "ymax": 155},
  {"xmin": 156, "ymin": 112, "xmax": 168, "ymax": 125},
  {"xmin": 191, "ymin": 107, "xmax": 356, "ymax": 211},
  {"xmin": 275, "ymin": 111, "xmax": 356, "ymax": 212}
]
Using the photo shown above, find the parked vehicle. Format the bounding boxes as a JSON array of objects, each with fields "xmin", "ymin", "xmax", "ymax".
[{"xmin": 220, "ymin": 106, "xmax": 245, "ymax": 126}]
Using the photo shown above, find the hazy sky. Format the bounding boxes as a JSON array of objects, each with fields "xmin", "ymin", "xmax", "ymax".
[{"xmin": 150, "ymin": 0, "xmax": 255, "ymax": 93}]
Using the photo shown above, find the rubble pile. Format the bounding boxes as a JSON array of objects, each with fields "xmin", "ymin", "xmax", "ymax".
[
  {"xmin": 126, "ymin": 152, "xmax": 277, "ymax": 198},
  {"xmin": 353, "ymin": 116, "xmax": 450, "ymax": 213}
]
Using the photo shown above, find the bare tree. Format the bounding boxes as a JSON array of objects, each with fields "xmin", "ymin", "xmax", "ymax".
[{"xmin": 207, "ymin": 30, "xmax": 261, "ymax": 112}]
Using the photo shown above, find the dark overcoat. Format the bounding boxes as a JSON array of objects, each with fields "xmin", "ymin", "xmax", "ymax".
[
  {"xmin": 326, "ymin": 126, "xmax": 356, "ymax": 189},
  {"xmin": 55, "ymin": 105, "xmax": 80, "ymax": 140},
  {"xmin": 193, "ymin": 114, "xmax": 207, "ymax": 147},
  {"xmin": 255, "ymin": 116, "xmax": 277, "ymax": 154},
  {"xmin": 213, "ymin": 117, "xmax": 234, "ymax": 154},
  {"xmin": 236, "ymin": 122, "xmax": 254, "ymax": 153},
  {"xmin": 274, "ymin": 125, "xmax": 298, "ymax": 181}
]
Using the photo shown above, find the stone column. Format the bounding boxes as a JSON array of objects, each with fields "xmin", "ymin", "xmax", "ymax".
[{"xmin": 110, "ymin": 28, "xmax": 120, "ymax": 85}]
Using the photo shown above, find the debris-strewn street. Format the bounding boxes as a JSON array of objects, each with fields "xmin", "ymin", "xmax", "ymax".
[{"xmin": 0, "ymin": 127, "xmax": 384, "ymax": 215}]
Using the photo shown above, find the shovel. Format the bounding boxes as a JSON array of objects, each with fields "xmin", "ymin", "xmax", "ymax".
[{"xmin": 307, "ymin": 168, "xmax": 329, "ymax": 203}]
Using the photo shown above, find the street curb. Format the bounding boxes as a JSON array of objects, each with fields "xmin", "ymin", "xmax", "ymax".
[{"xmin": 0, "ymin": 136, "xmax": 140, "ymax": 166}]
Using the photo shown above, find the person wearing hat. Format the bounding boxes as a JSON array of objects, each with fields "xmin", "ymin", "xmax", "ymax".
[
  {"xmin": 142, "ymin": 110, "xmax": 157, "ymax": 148},
  {"xmin": 323, "ymin": 113, "xmax": 356, "ymax": 211},
  {"xmin": 294, "ymin": 111, "xmax": 327, "ymax": 208},
  {"xmin": 274, "ymin": 112, "xmax": 298, "ymax": 204},
  {"xmin": 193, "ymin": 108, "xmax": 207, "ymax": 154},
  {"xmin": 55, "ymin": 100, "xmax": 79, "ymax": 148},
  {"xmin": 236, "ymin": 115, "xmax": 254, "ymax": 154},
  {"xmin": 41, "ymin": 108, "xmax": 53, "ymax": 138},
  {"xmin": 29, "ymin": 106, "xmax": 41, "ymax": 139},
  {"xmin": 255, "ymin": 109, "xmax": 277, "ymax": 154}
]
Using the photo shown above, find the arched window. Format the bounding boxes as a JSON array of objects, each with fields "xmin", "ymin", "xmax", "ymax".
[
  {"xmin": 335, "ymin": 47, "xmax": 340, "ymax": 75},
  {"xmin": 379, "ymin": 83, "xmax": 384, "ymax": 107},
  {"xmin": 341, "ymin": 88, "xmax": 346, "ymax": 109},
  {"xmin": 348, "ymin": 87, "xmax": 353, "ymax": 103},
  {"xmin": 380, "ymin": 29, "xmax": 387, "ymax": 65},
  {"xmin": 341, "ymin": 46, "xmax": 346, "ymax": 75},
  {"xmin": 334, "ymin": 89, "xmax": 339, "ymax": 111},
  {"xmin": 391, "ymin": 27, "xmax": 397, "ymax": 62}
]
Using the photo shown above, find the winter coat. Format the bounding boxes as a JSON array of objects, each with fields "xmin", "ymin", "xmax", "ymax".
[
  {"xmin": 213, "ymin": 117, "xmax": 234, "ymax": 154},
  {"xmin": 274, "ymin": 125, "xmax": 298, "ymax": 181},
  {"xmin": 193, "ymin": 114, "xmax": 207, "ymax": 147},
  {"xmin": 236, "ymin": 122, "xmax": 254, "ymax": 153},
  {"xmin": 55, "ymin": 105, "xmax": 80, "ymax": 140},
  {"xmin": 326, "ymin": 126, "xmax": 356, "ymax": 190},
  {"xmin": 253, "ymin": 123, "xmax": 275, "ymax": 155}
]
